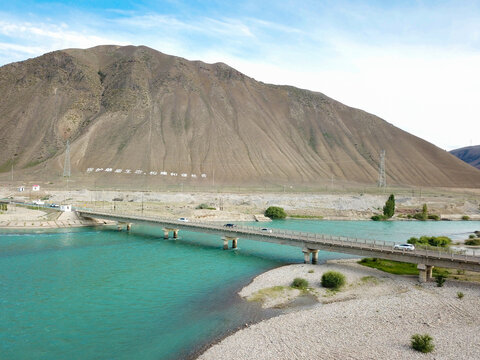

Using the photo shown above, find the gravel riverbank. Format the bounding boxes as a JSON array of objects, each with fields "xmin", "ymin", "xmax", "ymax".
[{"xmin": 198, "ymin": 260, "xmax": 480, "ymax": 360}]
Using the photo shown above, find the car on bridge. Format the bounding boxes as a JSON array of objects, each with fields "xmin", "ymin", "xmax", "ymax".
[
  {"xmin": 393, "ymin": 243, "xmax": 415, "ymax": 251},
  {"xmin": 224, "ymin": 223, "xmax": 237, "ymax": 228},
  {"xmin": 261, "ymin": 228, "xmax": 273, "ymax": 233},
  {"xmin": 178, "ymin": 217, "xmax": 189, "ymax": 222}
]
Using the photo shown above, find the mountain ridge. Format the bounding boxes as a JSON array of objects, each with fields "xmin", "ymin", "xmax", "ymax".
[
  {"xmin": 1, "ymin": 45, "xmax": 479, "ymax": 187},
  {"xmin": 450, "ymin": 145, "xmax": 480, "ymax": 170}
]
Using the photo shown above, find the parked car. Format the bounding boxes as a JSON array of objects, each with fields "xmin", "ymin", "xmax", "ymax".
[
  {"xmin": 261, "ymin": 228, "xmax": 273, "ymax": 233},
  {"xmin": 224, "ymin": 223, "xmax": 236, "ymax": 228},
  {"xmin": 49, "ymin": 204, "xmax": 59, "ymax": 208},
  {"xmin": 393, "ymin": 243, "xmax": 415, "ymax": 251},
  {"xmin": 178, "ymin": 217, "xmax": 189, "ymax": 222}
]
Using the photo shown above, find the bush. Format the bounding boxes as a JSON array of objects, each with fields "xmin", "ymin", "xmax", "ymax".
[
  {"xmin": 383, "ymin": 194, "xmax": 395, "ymax": 218},
  {"xmin": 264, "ymin": 206, "xmax": 287, "ymax": 219},
  {"xmin": 469, "ymin": 234, "xmax": 476, "ymax": 239},
  {"xmin": 371, "ymin": 214, "xmax": 388, "ymax": 221},
  {"xmin": 457, "ymin": 291, "xmax": 464, "ymax": 299},
  {"xmin": 291, "ymin": 278, "xmax": 309, "ymax": 290},
  {"xmin": 321, "ymin": 271, "xmax": 346, "ymax": 289},
  {"xmin": 462, "ymin": 215, "xmax": 470, "ymax": 221},
  {"xmin": 196, "ymin": 203, "xmax": 215, "ymax": 210},
  {"xmin": 465, "ymin": 238, "xmax": 480, "ymax": 246},
  {"xmin": 435, "ymin": 274, "xmax": 447, "ymax": 287},
  {"xmin": 407, "ymin": 235, "xmax": 451, "ymax": 248},
  {"xmin": 428, "ymin": 214, "xmax": 440, "ymax": 221},
  {"xmin": 411, "ymin": 334, "xmax": 435, "ymax": 353}
]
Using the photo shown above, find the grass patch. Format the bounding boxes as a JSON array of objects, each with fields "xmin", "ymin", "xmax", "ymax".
[
  {"xmin": 248, "ymin": 286, "xmax": 289, "ymax": 302},
  {"xmin": 359, "ymin": 258, "xmax": 457, "ymax": 279},
  {"xmin": 411, "ymin": 334, "xmax": 434, "ymax": 353},
  {"xmin": 358, "ymin": 258, "xmax": 419, "ymax": 275},
  {"xmin": 360, "ymin": 276, "xmax": 379, "ymax": 284}
]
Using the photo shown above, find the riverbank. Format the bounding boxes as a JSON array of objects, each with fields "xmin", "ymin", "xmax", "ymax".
[
  {"xmin": 0, "ymin": 205, "xmax": 109, "ymax": 228},
  {"xmin": 198, "ymin": 260, "xmax": 480, "ymax": 359}
]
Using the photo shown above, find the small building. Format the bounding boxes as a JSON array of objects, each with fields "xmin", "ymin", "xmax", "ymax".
[
  {"xmin": 17, "ymin": 186, "xmax": 25, "ymax": 192},
  {"xmin": 32, "ymin": 185, "xmax": 40, "ymax": 191},
  {"xmin": 60, "ymin": 204, "xmax": 72, "ymax": 212}
]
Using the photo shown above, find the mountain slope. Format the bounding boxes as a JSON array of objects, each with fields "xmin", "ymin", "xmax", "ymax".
[
  {"xmin": 450, "ymin": 145, "xmax": 480, "ymax": 170},
  {"xmin": 1, "ymin": 45, "xmax": 479, "ymax": 187}
]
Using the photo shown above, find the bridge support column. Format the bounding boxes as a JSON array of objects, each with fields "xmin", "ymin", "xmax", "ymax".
[
  {"xmin": 417, "ymin": 264, "xmax": 427, "ymax": 283},
  {"xmin": 163, "ymin": 229, "xmax": 169, "ymax": 239},
  {"xmin": 126, "ymin": 223, "xmax": 132, "ymax": 231},
  {"xmin": 311, "ymin": 250, "xmax": 319, "ymax": 264},
  {"xmin": 173, "ymin": 230, "xmax": 179, "ymax": 239},
  {"xmin": 222, "ymin": 236, "xmax": 238, "ymax": 250},
  {"xmin": 426, "ymin": 265, "xmax": 434, "ymax": 281},
  {"xmin": 117, "ymin": 224, "xmax": 123, "ymax": 231},
  {"xmin": 303, "ymin": 249, "xmax": 312, "ymax": 264}
]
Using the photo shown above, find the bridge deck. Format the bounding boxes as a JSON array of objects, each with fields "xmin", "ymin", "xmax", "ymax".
[{"xmin": 77, "ymin": 209, "xmax": 480, "ymax": 272}]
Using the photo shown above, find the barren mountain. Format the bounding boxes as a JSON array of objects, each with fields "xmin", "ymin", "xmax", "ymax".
[
  {"xmin": 450, "ymin": 145, "xmax": 480, "ymax": 170},
  {"xmin": 1, "ymin": 45, "xmax": 479, "ymax": 187}
]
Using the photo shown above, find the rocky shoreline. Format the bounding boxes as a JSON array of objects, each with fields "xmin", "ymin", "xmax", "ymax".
[{"xmin": 198, "ymin": 260, "xmax": 480, "ymax": 359}]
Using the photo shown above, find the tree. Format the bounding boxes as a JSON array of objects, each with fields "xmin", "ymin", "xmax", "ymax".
[
  {"xmin": 421, "ymin": 204, "xmax": 428, "ymax": 221},
  {"xmin": 264, "ymin": 206, "xmax": 287, "ymax": 219},
  {"xmin": 383, "ymin": 194, "xmax": 395, "ymax": 218}
]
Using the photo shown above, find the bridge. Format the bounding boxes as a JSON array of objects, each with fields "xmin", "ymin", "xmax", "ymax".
[{"xmin": 76, "ymin": 209, "xmax": 480, "ymax": 282}]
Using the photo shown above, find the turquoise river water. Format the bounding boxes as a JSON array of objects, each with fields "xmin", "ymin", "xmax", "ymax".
[{"xmin": 1, "ymin": 220, "xmax": 479, "ymax": 359}]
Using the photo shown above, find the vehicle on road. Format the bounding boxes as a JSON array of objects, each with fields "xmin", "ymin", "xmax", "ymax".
[
  {"xmin": 393, "ymin": 243, "xmax": 415, "ymax": 251},
  {"xmin": 224, "ymin": 223, "xmax": 236, "ymax": 228},
  {"xmin": 261, "ymin": 228, "xmax": 273, "ymax": 233},
  {"xmin": 49, "ymin": 204, "xmax": 59, "ymax": 208},
  {"xmin": 178, "ymin": 217, "xmax": 189, "ymax": 222}
]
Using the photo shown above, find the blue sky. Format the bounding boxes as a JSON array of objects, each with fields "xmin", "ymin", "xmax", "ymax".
[{"xmin": 1, "ymin": 0, "xmax": 480, "ymax": 150}]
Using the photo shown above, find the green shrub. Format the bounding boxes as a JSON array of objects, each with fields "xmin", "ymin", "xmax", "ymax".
[
  {"xmin": 435, "ymin": 274, "xmax": 447, "ymax": 287},
  {"xmin": 321, "ymin": 271, "xmax": 346, "ymax": 289},
  {"xmin": 291, "ymin": 278, "xmax": 309, "ymax": 290},
  {"xmin": 469, "ymin": 234, "xmax": 476, "ymax": 239},
  {"xmin": 411, "ymin": 334, "xmax": 434, "ymax": 353},
  {"xmin": 428, "ymin": 214, "xmax": 440, "ymax": 221},
  {"xmin": 308, "ymin": 270, "xmax": 314, "ymax": 273},
  {"xmin": 462, "ymin": 215, "xmax": 470, "ymax": 221},
  {"xmin": 371, "ymin": 214, "xmax": 388, "ymax": 221},
  {"xmin": 457, "ymin": 291, "xmax": 464, "ymax": 299},
  {"xmin": 264, "ymin": 206, "xmax": 287, "ymax": 219},
  {"xmin": 383, "ymin": 194, "xmax": 395, "ymax": 218},
  {"xmin": 196, "ymin": 203, "xmax": 216, "ymax": 210},
  {"xmin": 407, "ymin": 235, "xmax": 451, "ymax": 248},
  {"xmin": 465, "ymin": 238, "xmax": 480, "ymax": 246}
]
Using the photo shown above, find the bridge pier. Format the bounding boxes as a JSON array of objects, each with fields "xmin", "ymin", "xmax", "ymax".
[
  {"xmin": 303, "ymin": 249, "xmax": 319, "ymax": 264},
  {"xmin": 163, "ymin": 228, "xmax": 180, "ymax": 239},
  {"xmin": 222, "ymin": 236, "xmax": 238, "ymax": 250},
  {"xmin": 126, "ymin": 223, "xmax": 132, "ymax": 231},
  {"xmin": 418, "ymin": 264, "xmax": 434, "ymax": 282}
]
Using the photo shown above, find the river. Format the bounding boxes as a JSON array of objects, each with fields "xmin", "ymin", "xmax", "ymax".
[{"xmin": 1, "ymin": 220, "xmax": 478, "ymax": 359}]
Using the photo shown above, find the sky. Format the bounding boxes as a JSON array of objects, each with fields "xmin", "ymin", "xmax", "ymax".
[{"xmin": 1, "ymin": 0, "xmax": 479, "ymax": 150}]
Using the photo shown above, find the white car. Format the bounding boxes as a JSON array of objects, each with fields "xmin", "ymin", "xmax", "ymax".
[
  {"xmin": 261, "ymin": 228, "xmax": 273, "ymax": 233},
  {"xmin": 178, "ymin": 217, "xmax": 189, "ymax": 222},
  {"xmin": 394, "ymin": 243, "xmax": 415, "ymax": 251}
]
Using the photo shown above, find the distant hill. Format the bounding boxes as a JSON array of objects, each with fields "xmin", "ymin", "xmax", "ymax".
[
  {"xmin": 1, "ymin": 45, "xmax": 480, "ymax": 187},
  {"xmin": 450, "ymin": 145, "xmax": 480, "ymax": 170}
]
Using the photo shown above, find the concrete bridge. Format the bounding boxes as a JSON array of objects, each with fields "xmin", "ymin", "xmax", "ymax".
[{"xmin": 76, "ymin": 209, "xmax": 480, "ymax": 282}]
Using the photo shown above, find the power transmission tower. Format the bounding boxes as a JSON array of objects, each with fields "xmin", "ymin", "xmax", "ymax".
[
  {"xmin": 63, "ymin": 140, "xmax": 71, "ymax": 178},
  {"xmin": 378, "ymin": 150, "xmax": 386, "ymax": 188}
]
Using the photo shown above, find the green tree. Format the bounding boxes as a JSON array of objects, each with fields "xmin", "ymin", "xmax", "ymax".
[
  {"xmin": 421, "ymin": 204, "xmax": 428, "ymax": 221},
  {"xmin": 321, "ymin": 271, "xmax": 346, "ymax": 289},
  {"xmin": 264, "ymin": 206, "xmax": 287, "ymax": 219},
  {"xmin": 383, "ymin": 194, "xmax": 395, "ymax": 218}
]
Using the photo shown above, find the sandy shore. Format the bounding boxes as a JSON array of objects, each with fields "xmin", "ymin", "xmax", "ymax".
[{"xmin": 198, "ymin": 260, "xmax": 480, "ymax": 360}]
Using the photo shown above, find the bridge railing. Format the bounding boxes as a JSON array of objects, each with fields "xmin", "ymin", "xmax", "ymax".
[{"xmin": 76, "ymin": 208, "xmax": 480, "ymax": 264}]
